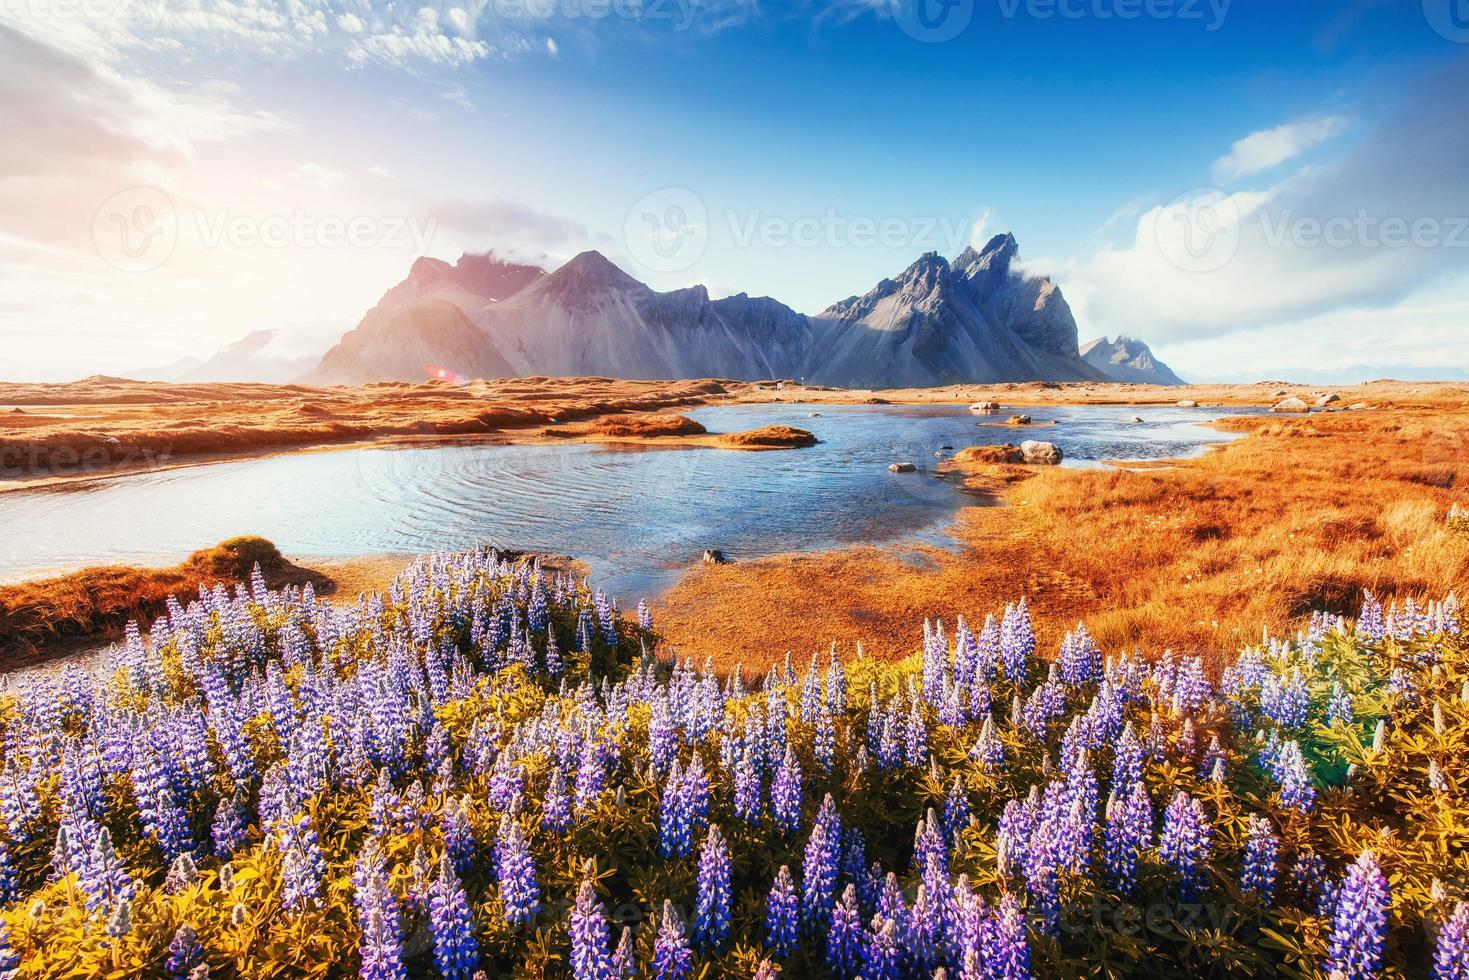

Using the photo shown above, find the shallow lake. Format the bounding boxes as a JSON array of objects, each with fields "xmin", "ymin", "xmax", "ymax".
[{"xmin": 0, "ymin": 404, "xmax": 1261, "ymax": 601}]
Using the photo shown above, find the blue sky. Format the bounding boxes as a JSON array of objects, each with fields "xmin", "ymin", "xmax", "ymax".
[{"xmin": 3, "ymin": 0, "xmax": 1467, "ymax": 380}]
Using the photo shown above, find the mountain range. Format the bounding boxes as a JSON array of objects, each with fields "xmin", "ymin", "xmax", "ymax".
[
  {"xmin": 306, "ymin": 233, "xmax": 1183, "ymax": 388},
  {"xmin": 137, "ymin": 234, "xmax": 1185, "ymax": 388}
]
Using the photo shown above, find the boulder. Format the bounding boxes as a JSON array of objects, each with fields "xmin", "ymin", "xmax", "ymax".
[
  {"xmin": 888, "ymin": 462, "xmax": 916, "ymax": 473},
  {"xmin": 1020, "ymin": 440, "xmax": 1063, "ymax": 465},
  {"xmin": 1005, "ymin": 414, "xmax": 1032, "ymax": 425},
  {"xmin": 1315, "ymin": 392, "xmax": 1341, "ymax": 407},
  {"xmin": 1130, "ymin": 415, "xmax": 1144, "ymax": 423},
  {"xmin": 1348, "ymin": 402, "xmax": 1369, "ymax": 411},
  {"xmin": 969, "ymin": 401, "xmax": 1001, "ymax": 411},
  {"xmin": 1271, "ymin": 397, "xmax": 1310, "ymax": 413},
  {"xmin": 702, "ymin": 549, "xmax": 729, "ymax": 565},
  {"xmin": 1175, "ymin": 399, "xmax": 1197, "ymax": 408}
]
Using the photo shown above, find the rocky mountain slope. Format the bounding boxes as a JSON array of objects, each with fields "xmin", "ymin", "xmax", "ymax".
[
  {"xmin": 1080, "ymin": 335, "xmax": 1185, "ymax": 385},
  {"xmin": 308, "ymin": 234, "xmax": 1125, "ymax": 387}
]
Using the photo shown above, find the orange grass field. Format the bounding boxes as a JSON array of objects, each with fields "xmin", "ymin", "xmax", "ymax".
[{"xmin": 655, "ymin": 402, "xmax": 1469, "ymax": 673}]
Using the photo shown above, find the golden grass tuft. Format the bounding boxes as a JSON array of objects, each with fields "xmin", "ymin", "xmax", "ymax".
[
  {"xmin": 586, "ymin": 414, "xmax": 708, "ymax": 437},
  {"xmin": 0, "ymin": 536, "xmax": 324, "ymax": 659},
  {"xmin": 717, "ymin": 425, "xmax": 818, "ymax": 448}
]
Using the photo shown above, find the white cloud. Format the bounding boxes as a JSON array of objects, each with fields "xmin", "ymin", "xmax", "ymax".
[
  {"xmin": 546, "ymin": 37, "xmax": 559, "ymax": 56},
  {"xmin": 1062, "ymin": 59, "xmax": 1469, "ymax": 354},
  {"xmin": 967, "ymin": 207, "xmax": 994, "ymax": 248},
  {"xmin": 368, "ymin": 164, "xmax": 397, "ymax": 180},
  {"xmin": 292, "ymin": 162, "xmax": 347, "ymax": 190},
  {"xmin": 1211, "ymin": 115, "xmax": 1349, "ymax": 182}
]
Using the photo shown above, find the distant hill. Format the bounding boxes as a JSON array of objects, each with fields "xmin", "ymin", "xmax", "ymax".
[{"xmin": 1080, "ymin": 335, "xmax": 1185, "ymax": 385}]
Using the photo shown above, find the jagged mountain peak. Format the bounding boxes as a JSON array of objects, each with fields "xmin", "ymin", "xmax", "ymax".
[
  {"xmin": 550, "ymin": 250, "xmax": 642, "ymax": 289},
  {"xmin": 1080, "ymin": 335, "xmax": 1185, "ymax": 385}
]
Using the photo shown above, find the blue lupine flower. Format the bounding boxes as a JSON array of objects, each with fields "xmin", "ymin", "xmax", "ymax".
[
  {"xmin": 652, "ymin": 900, "xmax": 693, "ymax": 980},
  {"xmin": 803, "ymin": 795, "xmax": 843, "ymax": 930},
  {"xmin": 694, "ymin": 825, "xmax": 732, "ymax": 950},
  {"xmin": 985, "ymin": 893, "xmax": 1032, "ymax": 980},
  {"xmin": 495, "ymin": 815, "xmax": 540, "ymax": 927},
  {"xmin": 862, "ymin": 916, "xmax": 902, "ymax": 980},
  {"xmin": 771, "ymin": 746, "xmax": 804, "ymax": 835},
  {"xmin": 165, "ymin": 924, "xmax": 203, "ymax": 980},
  {"xmin": 1272, "ymin": 740, "xmax": 1316, "ymax": 813},
  {"xmin": 1239, "ymin": 815, "xmax": 1278, "ymax": 905},
  {"xmin": 827, "ymin": 884, "xmax": 863, "ymax": 978},
  {"xmin": 569, "ymin": 880, "xmax": 613, "ymax": 980},
  {"xmin": 766, "ymin": 865, "xmax": 799, "ymax": 956},
  {"xmin": 1326, "ymin": 683, "xmax": 1355, "ymax": 727},
  {"xmin": 428, "ymin": 856, "xmax": 479, "ymax": 980},
  {"xmin": 1159, "ymin": 790, "xmax": 1211, "ymax": 901},
  {"xmin": 1102, "ymin": 782, "xmax": 1152, "ymax": 895},
  {"xmin": 1436, "ymin": 901, "xmax": 1469, "ymax": 980},
  {"xmin": 1326, "ymin": 850, "xmax": 1389, "ymax": 980}
]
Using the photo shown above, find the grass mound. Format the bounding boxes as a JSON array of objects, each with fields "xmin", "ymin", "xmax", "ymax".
[
  {"xmin": 0, "ymin": 536, "xmax": 314, "ymax": 656},
  {"xmin": 718, "ymin": 424, "xmax": 818, "ymax": 448},
  {"xmin": 586, "ymin": 413, "xmax": 708, "ymax": 437}
]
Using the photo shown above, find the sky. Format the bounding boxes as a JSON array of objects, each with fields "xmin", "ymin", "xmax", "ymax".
[{"xmin": 2, "ymin": 0, "xmax": 1468, "ymax": 382}]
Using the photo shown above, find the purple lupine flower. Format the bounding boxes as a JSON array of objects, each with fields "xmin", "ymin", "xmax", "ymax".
[
  {"xmin": 771, "ymin": 746, "xmax": 804, "ymax": 835},
  {"xmin": 827, "ymin": 884, "xmax": 863, "ymax": 978},
  {"xmin": 1239, "ymin": 815, "xmax": 1278, "ymax": 905},
  {"xmin": 1101, "ymin": 782, "xmax": 1152, "ymax": 895},
  {"xmin": 494, "ymin": 815, "xmax": 540, "ymax": 927},
  {"xmin": 570, "ymin": 880, "xmax": 613, "ymax": 980},
  {"xmin": 428, "ymin": 856, "xmax": 479, "ymax": 980},
  {"xmin": 1057, "ymin": 624, "xmax": 1102, "ymax": 687},
  {"xmin": 694, "ymin": 824, "xmax": 732, "ymax": 950},
  {"xmin": 652, "ymin": 900, "xmax": 693, "ymax": 980},
  {"xmin": 1326, "ymin": 850, "xmax": 1389, "ymax": 980},
  {"xmin": 612, "ymin": 925, "xmax": 636, "ymax": 979},
  {"xmin": 766, "ymin": 865, "xmax": 800, "ymax": 956},
  {"xmin": 942, "ymin": 775, "xmax": 970, "ymax": 846},
  {"xmin": 1272, "ymin": 740, "xmax": 1316, "ymax": 813},
  {"xmin": 637, "ymin": 598, "xmax": 653, "ymax": 632},
  {"xmin": 356, "ymin": 847, "xmax": 407, "ymax": 980},
  {"xmin": 1326, "ymin": 683, "xmax": 1355, "ymax": 727},
  {"xmin": 543, "ymin": 765, "xmax": 572, "ymax": 833},
  {"xmin": 444, "ymin": 797, "xmax": 476, "ymax": 876},
  {"xmin": 278, "ymin": 811, "xmax": 325, "ymax": 911},
  {"xmin": 1289, "ymin": 850, "xmax": 1327, "ymax": 907},
  {"xmin": 862, "ymin": 916, "xmax": 902, "ymax": 980},
  {"xmin": 1111, "ymin": 722, "xmax": 1144, "ymax": 793},
  {"xmin": 0, "ymin": 918, "xmax": 19, "ymax": 980},
  {"xmin": 948, "ymin": 875, "xmax": 986, "ymax": 969},
  {"xmin": 802, "ymin": 796, "xmax": 843, "ymax": 930},
  {"xmin": 1436, "ymin": 901, "xmax": 1469, "ymax": 980},
  {"xmin": 212, "ymin": 796, "xmax": 249, "ymax": 858},
  {"xmin": 971, "ymin": 714, "xmax": 1004, "ymax": 770},
  {"xmin": 1159, "ymin": 790, "xmax": 1211, "ymax": 901},
  {"xmin": 1000, "ymin": 600, "xmax": 1035, "ymax": 684},
  {"xmin": 658, "ymin": 760, "xmax": 695, "ymax": 859},
  {"xmin": 984, "ymin": 893, "xmax": 1032, "ymax": 980},
  {"xmin": 78, "ymin": 827, "xmax": 135, "ymax": 915},
  {"xmin": 165, "ymin": 924, "xmax": 202, "ymax": 979}
]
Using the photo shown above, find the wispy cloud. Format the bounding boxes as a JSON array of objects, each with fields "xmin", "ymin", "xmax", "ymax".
[{"xmin": 1211, "ymin": 115, "xmax": 1350, "ymax": 182}]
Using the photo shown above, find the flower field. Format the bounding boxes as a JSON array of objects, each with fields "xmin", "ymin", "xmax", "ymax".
[{"xmin": 0, "ymin": 549, "xmax": 1465, "ymax": 979}]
